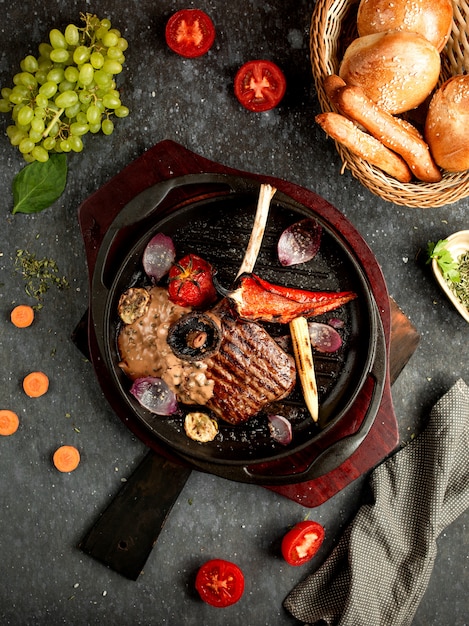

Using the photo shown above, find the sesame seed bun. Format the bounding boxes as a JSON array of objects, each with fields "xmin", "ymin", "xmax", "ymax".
[
  {"xmin": 425, "ymin": 75, "xmax": 469, "ymax": 172},
  {"xmin": 357, "ymin": 0, "xmax": 453, "ymax": 52},
  {"xmin": 339, "ymin": 31, "xmax": 441, "ymax": 114}
]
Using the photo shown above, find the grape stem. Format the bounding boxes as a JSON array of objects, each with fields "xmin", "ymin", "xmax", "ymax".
[{"xmin": 43, "ymin": 107, "xmax": 64, "ymax": 138}]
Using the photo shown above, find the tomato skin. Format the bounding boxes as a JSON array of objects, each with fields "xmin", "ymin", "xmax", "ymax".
[
  {"xmin": 165, "ymin": 9, "xmax": 216, "ymax": 58},
  {"xmin": 281, "ymin": 520, "xmax": 325, "ymax": 566},
  {"xmin": 168, "ymin": 253, "xmax": 217, "ymax": 308},
  {"xmin": 195, "ymin": 559, "xmax": 245, "ymax": 608},
  {"xmin": 234, "ymin": 60, "xmax": 286, "ymax": 112}
]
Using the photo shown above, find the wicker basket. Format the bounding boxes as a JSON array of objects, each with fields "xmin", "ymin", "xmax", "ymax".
[{"xmin": 310, "ymin": 0, "xmax": 469, "ymax": 207}]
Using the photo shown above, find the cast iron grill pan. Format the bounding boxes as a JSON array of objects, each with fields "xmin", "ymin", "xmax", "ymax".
[{"xmin": 91, "ymin": 174, "xmax": 382, "ymax": 474}]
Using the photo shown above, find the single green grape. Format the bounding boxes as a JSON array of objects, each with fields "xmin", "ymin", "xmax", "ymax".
[
  {"xmin": 64, "ymin": 66, "xmax": 79, "ymax": 83},
  {"xmin": 29, "ymin": 129, "xmax": 43, "ymax": 143},
  {"xmin": 59, "ymin": 80, "xmax": 76, "ymax": 93},
  {"xmin": 38, "ymin": 42, "xmax": 52, "ymax": 59},
  {"xmin": 69, "ymin": 135, "xmax": 84, "ymax": 152},
  {"xmin": 55, "ymin": 89, "xmax": 78, "ymax": 108},
  {"xmin": 35, "ymin": 70, "xmax": 49, "ymax": 85},
  {"xmin": 101, "ymin": 118, "xmax": 114, "ymax": 135},
  {"xmin": 39, "ymin": 81, "xmax": 58, "ymax": 98},
  {"xmin": 117, "ymin": 37, "xmax": 128, "ymax": 52},
  {"xmin": 94, "ymin": 70, "xmax": 113, "ymax": 89},
  {"xmin": 31, "ymin": 145, "xmax": 50, "ymax": 162},
  {"xmin": 0, "ymin": 99, "xmax": 11, "ymax": 113},
  {"xmin": 31, "ymin": 117, "xmax": 45, "ymax": 133},
  {"xmin": 86, "ymin": 104, "xmax": 101, "ymax": 124},
  {"xmin": 89, "ymin": 122, "xmax": 102, "ymax": 133},
  {"xmin": 64, "ymin": 23, "xmax": 79, "ymax": 46},
  {"xmin": 60, "ymin": 138, "xmax": 71, "ymax": 152},
  {"xmin": 78, "ymin": 63, "xmax": 94, "ymax": 86},
  {"xmin": 102, "ymin": 31, "xmax": 119, "ymax": 48},
  {"xmin": 102, "ymin": 93, "xmax": 121, "ymax": 109},
  {"xmin": 21, "ymin": 55, "xmax": 39, "ymax": 73},
  {"xmin": 17, "ymin": 105, "xmax": 34, "ymax": 125},
  {"xmin": 50, "ymin": 48, "xmax": 70, "ymax": 63},
  {"xmin": 102, "ymin": 59, "xmax": 122, "ymax": 75},
  {"xmin": 114, "ymin": 105, "xmax": 129, "ymax": 118},
  {"xmin": 70, "ymin": 122, "xmax": 89, "ymax": 136},
  {"xmin": 35, "ymin": 94, "xmax": 48, "ymax": 108},
  {"xmin": 65, "ymin": 102, "xmax": 81, "ymax": 118},
  {"xmin": 90, "ymin": 51, "xmax": 104, "ymax": 69},
  {"xmin": 49, "ymin": 28, "xmax": 67, "ymax": 49},
  {"xmin": 42, "ymin": 136, "xmax": 56, "ymax": 151},
  {"xmin": 47, "ymin": 67, "xmax": 65, "ymax": 84},
  {"xmin": 19, "ymin": 137, "xmax": 35, "ymax": 154},
  {"xmin": 73, "ymin": 45, "xmax": 91, "ymax": 65}
]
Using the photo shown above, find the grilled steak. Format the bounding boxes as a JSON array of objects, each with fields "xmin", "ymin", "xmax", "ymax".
[{"xmin": 205, "ymin": 301, "xmax": 296, "ymax": 425}]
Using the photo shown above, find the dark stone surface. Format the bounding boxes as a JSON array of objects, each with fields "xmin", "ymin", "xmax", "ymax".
[{"xmin": 0, "ymin": 1, "xmax": 467, "ymax": 624}]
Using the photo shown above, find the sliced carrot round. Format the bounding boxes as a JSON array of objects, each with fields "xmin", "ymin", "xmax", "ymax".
[
  {"xmin": 10, "ymin": 305, "xmax": 35, "ymax": 328},
  {"xmin": 53, "ymin": 445, "xmax": 80, "ymax": 472},
  {"xmin": 0, "ymin": 410, "xmax": 20, "ymax": 436},
  {"xmin": 23, "ymin": 371, "xmax": 49, "ymax": 398}
]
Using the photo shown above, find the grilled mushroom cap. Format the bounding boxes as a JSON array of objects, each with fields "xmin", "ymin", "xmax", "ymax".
[{"xmin": 167, "ymin": 311, "xmax": 222, "ymax": 361}]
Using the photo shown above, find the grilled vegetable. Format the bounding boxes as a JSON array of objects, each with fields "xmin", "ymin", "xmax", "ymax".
[
  {"xmin": 167, "ymin": 311, "xmax": 222, "ymax": 361},
  {"xmin": 168, "ymin": 253, "xmax": 217, "ymax": 309},
  {"xmin": 290, "ymin": 316, "xmax": 318, "ymax": 421},
  {"xmin": 184, "ymin": 412, "xmax": 219, "ymax": 442},
  {"xmin": 227, "ymin": 273, "xmax": 357, "ymax": 324}
]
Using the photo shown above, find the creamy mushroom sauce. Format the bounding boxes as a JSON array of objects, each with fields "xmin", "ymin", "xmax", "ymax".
[{"xmin": 118, "ymin": 286, "xmax": 215, "ymax": 406}]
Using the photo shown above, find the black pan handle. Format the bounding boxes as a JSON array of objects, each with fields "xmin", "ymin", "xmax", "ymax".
[
  {"xmin": 94, "ymin": 172, "xmax": 262, "ymax": 284},
  {"xmin": 241, "ymin": 305, "xmax": 387, "ymax": 485}
]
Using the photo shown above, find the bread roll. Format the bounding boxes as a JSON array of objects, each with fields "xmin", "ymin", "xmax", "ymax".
[
  {"xmin": 339, "ymin": 31, "xmax": 441, "ymax": 114},
  {"xmin": 357, "ymin": 0, "xmax": 453, "ymax": 52},
  {"xmin": 425, "ymin": 75, "xmax": 469, "ymax": 172}
]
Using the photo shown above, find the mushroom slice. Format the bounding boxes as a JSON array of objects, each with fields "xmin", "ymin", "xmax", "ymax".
[
  {"xmin": 118, "ymin": 287, "xmax": 151, "ymax": 324},
  {"xmin": 184, "ymin": 412, "xmax": 219, "ymax": 442},
  {"xmin": 167, "ymin": 311, "xmax": 222, "ymax": 361}
]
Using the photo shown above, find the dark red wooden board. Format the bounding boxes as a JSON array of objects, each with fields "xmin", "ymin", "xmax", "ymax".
[{"xmin": 77, "ymin": 141, "xmax": 419, "ymax": 577}]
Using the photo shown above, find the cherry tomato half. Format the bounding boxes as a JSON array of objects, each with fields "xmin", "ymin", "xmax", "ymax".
[
  {"xmin": 234, "ymin": 60, "xmax": 286, "ymax": 112},
  {"xmin": 281, "ymin": 520, "xmax": 325, "ymax": 566},
  {"xmin": 165, "ymin": 9, "xmax": 216, "ymax": 58},
  {"xmin": 195, "ymin": 559, "xmax": 245, "ymax": 608}
]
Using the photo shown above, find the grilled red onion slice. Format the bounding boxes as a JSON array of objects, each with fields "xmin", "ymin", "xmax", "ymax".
[
  {"xmin": 130, "ymin": 376, "xmax": 178, "ymax": 415},
  {"xmin": 268, "ymin": 414, "xmax": 293, "ymax": 445},
  {"xmin": 277, "ymin": 218, "xmax": 322, "ymax": 266},
  {"xmin": 308, "ymin": 322, "xmax": 342, "ymax": 353},
  {"xmin": 142, "ymin": 233, "xmax": 176, "ymax": 283}
]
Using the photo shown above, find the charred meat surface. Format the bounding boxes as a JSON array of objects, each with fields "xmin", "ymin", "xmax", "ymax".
[{"xmin": 204, "ymin": 301, "xmax": 296, "ymax": 425}]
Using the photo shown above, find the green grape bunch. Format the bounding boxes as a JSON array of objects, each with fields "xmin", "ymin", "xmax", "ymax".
[{"xmin": 0, "ymin": 13, "xmax": 130, "ymax": 162}]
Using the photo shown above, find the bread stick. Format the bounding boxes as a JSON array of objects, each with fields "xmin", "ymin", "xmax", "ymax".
[
  {"xmin": 316, "ymin": 112, "xmax": 413, "ymax": 183},
  {"xmin": 335, "ymin": 84, "xmax": 442, "ymax": 182},
  {"xmin": 323, "ymin": 74, "xmax": 347, "ymax": 108}
]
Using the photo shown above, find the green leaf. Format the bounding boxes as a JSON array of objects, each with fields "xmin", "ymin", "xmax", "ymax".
[
  {"xmin": 12, "ymin": 154, "xmax": 68, "ymax": 214},
  {"xmin": 427, "ymin": 239, "xmax": 460, "ymax": 283}
]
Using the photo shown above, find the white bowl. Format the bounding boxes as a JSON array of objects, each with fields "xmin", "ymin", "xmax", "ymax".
[{"xmin": 432, "ymin": 230, "xmax": 469, "ymax": 323}]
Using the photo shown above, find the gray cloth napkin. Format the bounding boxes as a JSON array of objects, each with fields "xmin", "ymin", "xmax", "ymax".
[{"xmin": 284, "ymin": 378, "xmax": 469, "ymax": 626}]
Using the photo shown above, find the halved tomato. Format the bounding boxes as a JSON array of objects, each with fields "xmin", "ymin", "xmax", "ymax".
[
  {"xmin": 281, "ymin": 520, "xmax": 325, "ymax": 566},
  {"xmin": 195, "ymin": 559, "xmax": 245, "ymax": 608},
  {"xmin": 165, "ymin": 9, "xmax": 216, "ymax": 58},
  {"xmin": 234, "ymin": 60, "xmax": 286, "ymax": 112}
]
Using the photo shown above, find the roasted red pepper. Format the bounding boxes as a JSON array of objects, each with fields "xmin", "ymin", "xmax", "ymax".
[{"xmin": 227, "ymin": 273, "xmax": 357, "ymax": 323}]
